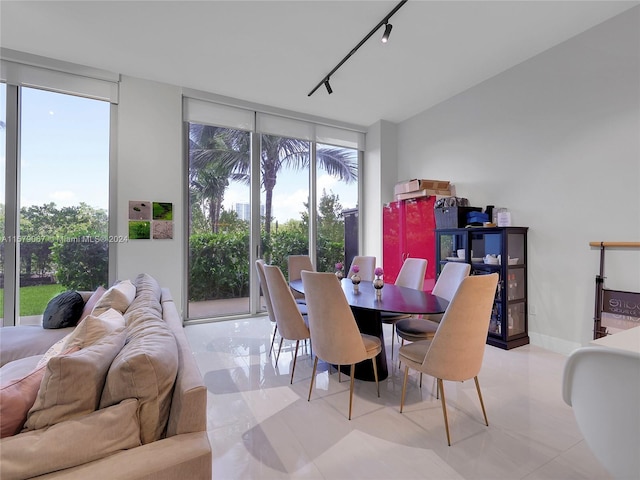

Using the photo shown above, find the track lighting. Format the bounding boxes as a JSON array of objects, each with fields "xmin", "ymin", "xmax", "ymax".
[
  {"xmin": 308, "ymin": 0, "xmax": 407, "ymax": 96},
  {"xmin": 381, "ymin": 23, "xmax": 393, "ymax": 43}
]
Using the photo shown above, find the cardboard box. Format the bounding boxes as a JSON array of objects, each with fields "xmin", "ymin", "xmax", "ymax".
[
  {"xmin": 394, "ymin": 179, "xmax": 450, "ymax": 196},
  {"xmin": 395, "ymin": 188, "xmax": 452, "ymax": 201}
]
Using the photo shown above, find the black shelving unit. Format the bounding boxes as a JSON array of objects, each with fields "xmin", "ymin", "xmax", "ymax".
[{"xmin": 435, "ymin": 226, "xmax": 529, "ymax": 349}]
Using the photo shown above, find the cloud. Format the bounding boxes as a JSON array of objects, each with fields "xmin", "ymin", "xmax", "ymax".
[{"xmin": 49, "ymin": 190, "xmax": 76, "ymax": 205}]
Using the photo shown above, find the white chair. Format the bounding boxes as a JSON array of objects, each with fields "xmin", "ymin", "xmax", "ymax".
[
  {"xmin": 263, "ymin": 265, "xmax": 311, "ymax": 384},
  {"xmin": 398, "ymin": 273, "xmax": 499, "ymax": 445},
  {"xmin": 562, "ymin": 346, "xmax": 640, "ymax": 479},
  {"xmin": 347, "ymin": 256, "xmax": 376, "ymax": 282},
  {"xmin": 380, "ymin": 257, "xmax": 428, "ymax": 360},
  {"xmin": 395, "ymin": 262, "xmax": 471, "ymax": 348},
  {"xmin": 302, "ymin": 270, "xmax": 381, "ymax": 420},
  {"xmin": 287, "ymin": 254, "xmax": 314, "ymax": 304},
  {"xmin": 255, "ymin": 259, "xmax": 278, "ymax": 357}
]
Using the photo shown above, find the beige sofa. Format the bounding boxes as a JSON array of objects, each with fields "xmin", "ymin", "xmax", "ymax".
[{"xmin": 0, "ymin": 274, "xmax": 212, "ymax": 480}]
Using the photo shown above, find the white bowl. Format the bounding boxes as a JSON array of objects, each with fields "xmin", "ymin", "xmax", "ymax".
[{"xmin": 508, "ymin": 257, "xmax": 520, "ymax": 265}]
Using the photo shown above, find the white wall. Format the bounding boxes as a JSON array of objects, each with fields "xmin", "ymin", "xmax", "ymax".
[
  {"xmin": 363, "ymin": 120, "xmax": 398, "ymax": 261},
  {"xmin": 396, "ymin": 7, "xmax": 640, "ymax": 353},
  {"xmin": 115, "ymin": 76, "xmax": 184, "ymax": 313}
]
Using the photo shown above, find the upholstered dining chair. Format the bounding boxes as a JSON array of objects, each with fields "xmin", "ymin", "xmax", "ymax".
[
  {"xmin": 263, "ymin": 265, "xmax": 311, "ymax": 384},
  {"xmin": 398, "ymin": 273, "xmax": 499, "ymax": 446},
  {"xmin": 380, "ymin": 257, "xmax": 428, "ymax": 360},
  {"xmin": 287, "ymin": 255, "xmax": 314, "ymax": 304},
  {"xmin": 301, "ymin": 270, "xmax": 381, "ymax": 420},
  {"xmin": 347, "ymin": 255, "xmax": 376, "ymax": 282},
  {"xmin": 563, "ymin": 346, "xmax": 640, "ymax": 480},
  {"xmin": 395, "ymin": 262, "xmax": 471, "ymax": 354},
  {"xmin": 255, "ymin": 259, "xmax": 278, "ymax": 358}
]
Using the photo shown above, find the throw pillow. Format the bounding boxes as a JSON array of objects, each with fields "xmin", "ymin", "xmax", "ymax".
[
  {"xmin": 0, "ymin": 347, "xmax": 79, "ymax": 438},
  {"xmin": 42, "ymin": 291, "xmax": 85, "ymax": 329},
  {"xmin": 23, "ymin": 327, "xmax": 126, "ymax": 431},
  {"xmin": 35, "ymin": 308, "xmax": 124, "ymax": 369},
  {"xmin": 91, "ymin": 280, "xmax": 136, "ymax": 316},
  {"xmin": 63, "ymin": 308, "xmax": 125, "ymax": 350},
  {"xmin": 78, "ymin": 286, "xmax": 107, "ymax": 323},
  {"xmin": 0, "ymin": 399, "xmax": 141, "ymax": 480}
]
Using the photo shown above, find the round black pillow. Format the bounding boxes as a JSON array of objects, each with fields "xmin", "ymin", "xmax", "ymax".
[{"xmin": 42, "ymin": 291, "xmax": 85, "ymax": 329}]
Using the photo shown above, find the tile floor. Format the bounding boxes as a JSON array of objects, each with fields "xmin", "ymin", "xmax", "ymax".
[{"xmin": 184, "ymin": 316, "xmax": 611, "ymax": 480}]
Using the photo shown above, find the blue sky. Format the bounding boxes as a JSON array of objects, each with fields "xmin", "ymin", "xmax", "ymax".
[{"xmin": 1, "ymin": 86, "xmax": 110, "ymax": 211}]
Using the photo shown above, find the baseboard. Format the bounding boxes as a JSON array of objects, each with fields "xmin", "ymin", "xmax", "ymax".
[{"xmin": 529, "ymin": 332, "xmax": 581, "ymax": 356}]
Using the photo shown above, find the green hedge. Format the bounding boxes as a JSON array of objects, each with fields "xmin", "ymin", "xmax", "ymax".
[{"xmin": 188, "ymin": 229, "xmax": 345, "ymax": 301}]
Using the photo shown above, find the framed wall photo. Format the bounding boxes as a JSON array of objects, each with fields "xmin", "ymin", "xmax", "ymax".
[
  {"xmin": 128, "ymin": 200, "xmax": 174, "ymax": 240},
  {"xmin": 129, "ymin": 220, "xmax": 151, "ymax": 239},
  {"xmin": 153, "ymin": 202, "xmax": 173, "ymax": 221},
  {"xmin": 129, "ymin": 201, "xmax": 151, "ymax": 220},
  {"xmin": 152, "ymin": 220, "xmax": 173, "ymax": 240}
]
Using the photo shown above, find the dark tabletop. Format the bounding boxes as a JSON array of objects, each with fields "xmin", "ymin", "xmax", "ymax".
[{"xmin": 290, "ymin": 278, "xmax": 448, "ymax": 315}]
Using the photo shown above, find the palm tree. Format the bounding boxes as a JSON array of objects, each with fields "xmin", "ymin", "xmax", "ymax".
[
  {"xmin": 237, "ymin": 134, "xmax": 357, "ymax": 235},
  {"xmin": 188, "ymin": 124, "xmax": 249, "ymax": 233},
  {"xmin": 189, "ymin": 125, "xmax": 357, "ymax": 236}
]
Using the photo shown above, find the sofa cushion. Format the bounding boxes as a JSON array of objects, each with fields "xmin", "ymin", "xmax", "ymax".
[
  {"xmin": 0, "ymin": 355, "xmax": 42, "ymax": 383},
  {"xmin": 24, "ymin": 326, "xmax": 126, "ymax": 431},
  {"xmin": 0, "ymin": 326, "xmax": 74, "ymax": 368},
  {"xmin": 92, "ymin": 280, "xmax": 136, "ymax": 316},
  {"xmin": 0, "ymin": 363, "xmax": 46, "ymax": 438},
  {"xmin": 42, "ymin": 291, "xmax": 85, "ymax": 329},
  {"xmin": 35, "ymin": 308, "xmax": 125, "ymax": 370},
  {"xmin": 0, "ymin": 399, "xmax": 141, "ymax": 480},
  {"xmin": 0, "ymin": 348, "xmax": 79, "ymax": 438},
  {"xmin": 100, "ymin": 273, "xmax": 178, "ymax": 444},
  {"xmin": 79, "ymin": 286, "xmax": 107, "ymax": 322}
]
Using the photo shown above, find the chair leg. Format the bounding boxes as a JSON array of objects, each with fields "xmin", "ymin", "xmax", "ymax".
[
  {"xmin": 371, "ymin": 358, "xmax": 380, "ymax": 397},
  {"xmin": 438, "ymin": 378, "xmax": 451, "ymax": 446},
  {"xmin": 474, "ymin": 376, "xmax": 489, "ymax": 426},
  {"xmin": 268, "ymin": 324, "xmax": 278, "ymax": 357},
  {"xmin": 400, "ymin": 365, "xmax": 409, "ymax": 413},
  {"xmin": 398, "ymin": 338, "xmax": 405, "ymax": 370},
  {"xmin": 308, "ymin": 356, "xmax": 318, "ymax": 401},
  {"xmin": 275, "ymin": 337, "xmax": 284, "ymax": 366},
  {"xmin": 420, "ymin": 372, "xmax": 423, "ymax": 388},
  {"xmin": 338, "ymin": 365, "xmax": 342, "ymax": 383},
  {"xmin": 349, "ymin": 364, "xmax": 356, "ymax": 420},
  {"xmin": 390, "ymin": 324, "xmax": 395, "ymax": 360},
  {"xmin": 290, "ymin": 340, "xmax": 300, "ymax": 384}
]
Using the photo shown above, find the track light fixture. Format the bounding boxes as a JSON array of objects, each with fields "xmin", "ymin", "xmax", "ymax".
[
  {"xmin": 381, "ymin": 23, "xmax": 393, "ymax": 43},
  {"xmin": 324, "ymin": 79, "xmax": 333, "ymax": 94},
  {"xmin": 308, "ymin": 0, "xmax": 408, "ymax": 96}
]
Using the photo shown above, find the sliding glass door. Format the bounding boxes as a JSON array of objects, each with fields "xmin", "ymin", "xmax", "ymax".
[
  {"xmin": 183, "ymin": 97, "xmax": 363, "ymax": 322},
  {"xmin": 187, "ymin": 123, "xmax": 252, "ymax": 318},
  {"xmin": 315, "ymin": 143, "xmax": 359, "ymax": 273},
  {"xmin": 2, "ymin": 85, "xmax": 110, "ymax": 326}
]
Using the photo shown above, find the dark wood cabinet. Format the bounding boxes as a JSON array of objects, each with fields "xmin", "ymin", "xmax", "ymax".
[
  {"xmin": 435, "ymin": 226, "xmax": 529, "ymax": 349},
  {"xmin": 383, "ymin": 196, "xmax": 437, "ymax": 291}
]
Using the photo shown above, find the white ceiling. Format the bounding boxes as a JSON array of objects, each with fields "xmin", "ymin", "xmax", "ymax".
[{"xmin": 1, "ymin": 0, "xmax": 637, "ymax": 127}]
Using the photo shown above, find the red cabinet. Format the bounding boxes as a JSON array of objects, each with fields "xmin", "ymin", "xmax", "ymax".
[{"xmin": 383, "ymin": 196, "xmax": 436, "ymax": 291}]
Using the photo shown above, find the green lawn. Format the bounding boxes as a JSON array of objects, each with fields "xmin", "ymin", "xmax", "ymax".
[{"xmin": 0, "ymin": 284, "xmax": 66, "ymax": 317}]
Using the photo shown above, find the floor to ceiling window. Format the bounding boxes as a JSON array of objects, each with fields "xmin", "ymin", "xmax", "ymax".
[
  {"xmin": 187, "ymin": 123, "xmax": 252, "ymax": 319},
  {"xmin": 315, "ymin": 143, "xmax": 358, "ymax": 273},
  {"xmin": 183, "ymin": 96, "xmax": 364, "ymax": 321},
  {"xmin": 1, "ymin": 57, "xmax": 116, "ymax": 327}
]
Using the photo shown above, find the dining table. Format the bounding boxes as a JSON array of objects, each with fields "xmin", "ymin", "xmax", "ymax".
[{"xmin": 289, "ymin": 277, "xmax": 449, "ymax": 381}]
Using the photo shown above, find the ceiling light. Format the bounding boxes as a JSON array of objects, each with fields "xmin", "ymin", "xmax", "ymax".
[
  {"xmin": 381, "ymin": 23, "xmax": 393, "ymax": 43},
  {"xmin": 308, "ymin": 0, "xmax": 408, "ymax": 96}
]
